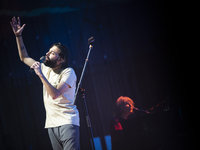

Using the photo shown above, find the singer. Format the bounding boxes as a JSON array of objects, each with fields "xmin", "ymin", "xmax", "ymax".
[{"xmin": 10, "ymin": 17, "xmax": 80, "ymax": 150}]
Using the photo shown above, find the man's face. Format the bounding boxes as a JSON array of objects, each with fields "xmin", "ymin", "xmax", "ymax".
[{"xmin": 44, "ymin": 46, "xmax": 60, "ymax": 68}]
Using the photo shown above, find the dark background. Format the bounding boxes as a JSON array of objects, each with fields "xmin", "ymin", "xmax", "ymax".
[{"xmin": 0, "ymin": 0, "xmax": 190, "ymax": 150}]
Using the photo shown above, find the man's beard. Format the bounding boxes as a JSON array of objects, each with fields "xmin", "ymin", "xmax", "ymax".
[{"xmin": 44, "ymin": 57, "xmax": 58, "ymax": 68}]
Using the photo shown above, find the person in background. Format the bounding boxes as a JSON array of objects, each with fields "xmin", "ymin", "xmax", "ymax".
[{"xmin": 110, "ymin": 96, "xmax": 135, "ymax": 150}]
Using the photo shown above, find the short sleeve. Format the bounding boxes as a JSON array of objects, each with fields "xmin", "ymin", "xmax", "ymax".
[{"xmin": 60, "ymin": 68, "xmax": 77, "ymax": 88}]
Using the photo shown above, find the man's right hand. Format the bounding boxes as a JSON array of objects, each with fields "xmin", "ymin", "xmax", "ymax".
[
  {"xmin": 10, "ymin": 16, "xmax": 36, "ymax": 67},
  {"xmin": 10, "ymin": 16, "xmax": 26, "ymax": 36}
]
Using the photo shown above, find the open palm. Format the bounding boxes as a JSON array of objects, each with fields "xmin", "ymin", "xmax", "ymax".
[{"xmin": 10, "ymin": 17, "xmax": 26, "ymax": 36}]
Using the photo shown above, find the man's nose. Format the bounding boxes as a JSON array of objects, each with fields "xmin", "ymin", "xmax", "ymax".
[{"xmin": 46, "ymin": 52, "xmax": 50, "ymax": 56}]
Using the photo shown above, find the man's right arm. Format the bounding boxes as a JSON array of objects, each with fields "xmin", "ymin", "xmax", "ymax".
[
  {"xmin": 10, "ymin": 16, "xmax": 36, "ymax": 67},
  {"xmin": 16, "ymin": 35, "xmax": 36, "ymax": 67}
]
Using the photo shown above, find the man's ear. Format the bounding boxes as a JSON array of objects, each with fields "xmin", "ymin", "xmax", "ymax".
[{"xmin": 58, "ymin": 58, "xmax": 64, "ymax": 64}]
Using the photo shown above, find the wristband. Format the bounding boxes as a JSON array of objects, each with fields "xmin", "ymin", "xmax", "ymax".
[{"xmin": 16, "ymin": 35, "xmax": 22, "ymax": 37}]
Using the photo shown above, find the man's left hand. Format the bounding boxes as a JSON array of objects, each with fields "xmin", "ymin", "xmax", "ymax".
[{"xmin": 30, "ymin": 62, "xmax": 43, "ymax": 77}]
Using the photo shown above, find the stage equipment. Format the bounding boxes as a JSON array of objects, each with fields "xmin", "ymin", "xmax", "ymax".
[
  {"xmin": 29, "ymin": 56, "xmax": 45, "ymax": 73},
  {"xmin": 74, "ymin": 37, "xmax": 95, "ymax": 150}
]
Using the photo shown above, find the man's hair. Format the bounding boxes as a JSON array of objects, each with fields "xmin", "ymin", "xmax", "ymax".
[
  {"xmin": 51, "ymin": 42, "xmax": 69, "ymax": 69},
  {"xmin": 115, "ymin": 96, "xmax": 135, "ymax": 116}
]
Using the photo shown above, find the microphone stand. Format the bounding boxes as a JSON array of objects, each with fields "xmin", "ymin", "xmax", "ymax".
[
  {"xmin": 79, "ymin": 87, "xmax": 95, "ymax": 150},
  {"xmin": 73, "ymin": 44, "xmax": 93, "ymax": 104},
  {"xmin": 73, "ymin": 37, "xmax": 95, "ymax": 150}
]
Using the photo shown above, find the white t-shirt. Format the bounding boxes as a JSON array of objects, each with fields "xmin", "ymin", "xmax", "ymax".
[{"xmin": 41, "ymin": 63, "xmax": 79, "ymax": 128}]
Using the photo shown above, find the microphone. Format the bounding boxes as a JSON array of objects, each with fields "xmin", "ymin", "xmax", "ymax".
[
  {"xmin": 133, "ymin": 108, "xmax": 151, "ymax": 114},
  {"xmin": 88, "ymin": 37, "xmax": 95, "ymax": 46},
  {"xmin": 29, "ymin": 56, "xmax": 46, "ymax": 73}
]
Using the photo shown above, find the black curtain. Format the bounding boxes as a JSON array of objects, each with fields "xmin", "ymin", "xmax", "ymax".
[{"xmin": 0, "ymin": 0, "xmax": 189, "ymax": 150}]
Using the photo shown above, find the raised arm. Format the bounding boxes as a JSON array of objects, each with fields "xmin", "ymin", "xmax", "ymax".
[{"xmin": 10, "ymin": 17, "xmax": 36, "ymax": 67}]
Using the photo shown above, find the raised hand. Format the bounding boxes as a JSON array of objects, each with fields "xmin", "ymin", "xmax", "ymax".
[{"xmin": 10, "ymin": 17, "xmax": 26, "ymax": 36}]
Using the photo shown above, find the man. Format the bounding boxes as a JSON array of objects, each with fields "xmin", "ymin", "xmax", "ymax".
[{"xmin": 10, "ymin": 17, "xmax": 80, "ymax": 150}]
